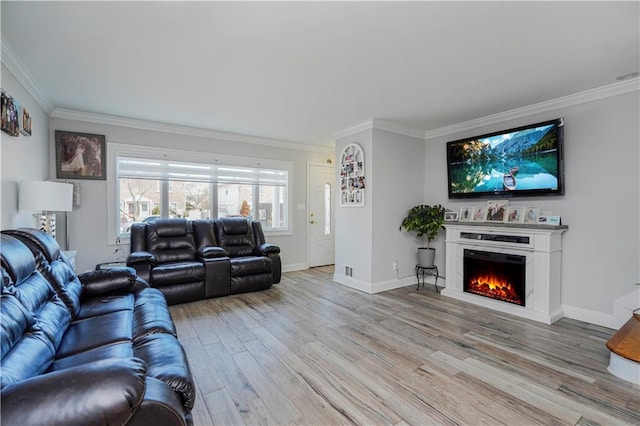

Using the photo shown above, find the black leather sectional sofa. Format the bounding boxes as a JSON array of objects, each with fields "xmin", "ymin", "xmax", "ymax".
[
  {"xmin": 1, "ymin": 229, "xmax": 195, "ymax": 425},
  {"xmin": 127, "ymin": 217, "xmax": 281, "ymax": 305}
]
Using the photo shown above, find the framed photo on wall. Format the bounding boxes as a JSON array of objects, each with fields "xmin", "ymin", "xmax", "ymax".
[{"xmin": 55, "ymin": 130, "xmax": 106, "ymax": 180}]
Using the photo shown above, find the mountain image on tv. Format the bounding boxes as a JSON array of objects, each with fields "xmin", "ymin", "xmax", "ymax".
[{"xmin": 448, "ymin": 122, "xmax": 561, "ymax": 196}]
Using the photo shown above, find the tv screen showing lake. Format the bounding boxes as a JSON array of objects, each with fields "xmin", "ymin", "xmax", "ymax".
[
  {"xmin": 448, "ymin": 123, "xmax": 560, "ymax": 195},
  {"xmin": 449, "ymin": 154, "xmax": 558, "ymax": 193}
]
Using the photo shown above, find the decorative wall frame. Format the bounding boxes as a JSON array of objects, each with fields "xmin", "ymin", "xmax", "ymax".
[
  {"xmin": 1, "ymin": 90, "xmax": 20, "ymax": 137},
  {"xmin": 56, "ymin": 130, "xmax": 106, "ymax": 180},
  {"xmin": 20, "ymin": 106, "xmax": 32, "ymax": 136},
  {"xmin": 339, "ymin": 143, "xmax": 365, "ymax": 207}
]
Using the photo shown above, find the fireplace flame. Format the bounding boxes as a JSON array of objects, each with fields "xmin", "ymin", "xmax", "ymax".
[{"xmin": 468, "ymin": 273, "xmax": 522, "ymax": 304}]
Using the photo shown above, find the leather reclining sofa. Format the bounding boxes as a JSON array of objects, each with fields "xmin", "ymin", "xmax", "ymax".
[
  {"xmin": 127, "ymin": 217, "xmax": 281, "ymax": 305},
  {"xmin": 0, "ymin": 228, "xmax": 196, "ymax": 425}
]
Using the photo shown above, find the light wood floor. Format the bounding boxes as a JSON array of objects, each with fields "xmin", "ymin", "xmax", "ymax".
[{"xmin": 170, "ymin": 266, "xmax": 639, "ymax": 426}]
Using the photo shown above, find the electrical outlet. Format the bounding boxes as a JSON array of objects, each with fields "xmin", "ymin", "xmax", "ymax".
[{"xmin": 393, "ymin": 261, "xmax": 399, "ymax": 271}]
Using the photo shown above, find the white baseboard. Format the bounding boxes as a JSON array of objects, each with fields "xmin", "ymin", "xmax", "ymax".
[
  {"xmin": 613, "ymin": 288, "xmax": 640, "ymax": 329},
  {"xmin": 561, "ymin": 304, "xmax": 618, "ymax": 330},
  {"xmin": 282, "ymin": 262, "xmax": 308, "ymax": 273},
  {"xmin": 333, "ymin": 274, "xmax": 433, "ymax": 294},
  {"xmin": 371, "ymin": 275, "xmax": 419, "ymax": 294},
  {"xmin": 333, "ymin": 273, "xmax": 373, "ymax": 293}
]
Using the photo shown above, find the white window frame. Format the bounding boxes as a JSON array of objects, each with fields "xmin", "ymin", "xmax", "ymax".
[{"xmin": 107, "ymin": 143, "xmax": 293, "ymax": 244}]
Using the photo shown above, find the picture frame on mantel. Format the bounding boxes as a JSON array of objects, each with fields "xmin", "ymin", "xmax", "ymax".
[
  {"xmin": 523, "ymin": 207, "xmax": 540, "ymax": 224},
  {"xmin": 459, "ymin": 206, "xmax": 474, "ymax": 222},
  {"xmin": 506, "ymin": 206, "xmax": 525, "ymax": 223},
  {"xmin": 485, "ymin": 200, "xmax": 509, "ymax": 222},
  {"xmin": 55, "ymin": 130, "xmax": 106, "ymax": 180}
]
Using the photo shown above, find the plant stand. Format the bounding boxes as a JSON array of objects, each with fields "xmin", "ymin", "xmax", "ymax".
[{"xmin": 416, "ymin": 264, "xmax": 439, "ymax": 292}]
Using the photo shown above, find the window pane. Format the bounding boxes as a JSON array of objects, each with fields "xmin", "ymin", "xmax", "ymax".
[
  {"xmin": 119, "ymin": 178, "xmax": 159, "ymax": 234},
  {"xmin": 257, "ymin": 184, "xmax": 285, "ymax": 230},
  {"xmin": 324, "ymin": 183, "xmax": 331, "ymax": 236},
  {"xmin": 184, "ymin": 181, "xmax": 211, "ymax": 219},
  {"xmin": 218, "ymin": 184, "xmax": 253, "ymax": 218}
]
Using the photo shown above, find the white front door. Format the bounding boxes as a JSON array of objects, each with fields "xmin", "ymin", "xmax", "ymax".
[{"xmin": 308, "ymin": 163, "xmax": 335, "ymax": 267}]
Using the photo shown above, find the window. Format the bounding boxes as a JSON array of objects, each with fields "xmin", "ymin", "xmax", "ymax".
[
  {"xmin": 324, "ymin": 183, "xmax": 331, "ymax": 236},
  {"xmin": 110, "ymin": 144, "xmax": 291, "ymax": 240}
]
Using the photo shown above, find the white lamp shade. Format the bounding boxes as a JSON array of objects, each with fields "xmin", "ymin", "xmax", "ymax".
[{"xmin": 19, "ymin": 181, "xmax": 73, "ymax": 212}]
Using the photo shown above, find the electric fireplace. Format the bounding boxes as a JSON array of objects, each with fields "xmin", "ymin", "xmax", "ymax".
[
  {"xmin": 443, "ymin": 223, "xmax": 567, "ymax": 324},
  {"xmin": 463, "ymin": 249, "xmax": 525, "ymax": 306}
]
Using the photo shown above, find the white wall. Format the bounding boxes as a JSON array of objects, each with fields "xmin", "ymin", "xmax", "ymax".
[
  {"xmin": 0, "ymin": 64, "xmax": 50, "ymax": 229},
  {"xmin": 424, "ymin": 89, "xmax": 640, "ymax": 327},
  {"xmin": 47, "ymin": 116, "xmax": 332, "ymax": 272}
]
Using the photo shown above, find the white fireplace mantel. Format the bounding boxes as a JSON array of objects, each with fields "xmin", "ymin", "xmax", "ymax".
[{"xmin": 442, "ymin": 222, "xmax": 568, "ymax": 324}]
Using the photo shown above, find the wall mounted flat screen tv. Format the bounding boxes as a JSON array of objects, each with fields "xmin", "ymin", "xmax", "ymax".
[{"xmin": 447, "ymin": 118, "xmax": 564, "ymax": 199}]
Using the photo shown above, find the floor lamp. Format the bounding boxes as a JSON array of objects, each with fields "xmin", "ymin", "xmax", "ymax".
[{"xmin": 18, "ymin": 181, "xmax": 73, "ymax": 245}]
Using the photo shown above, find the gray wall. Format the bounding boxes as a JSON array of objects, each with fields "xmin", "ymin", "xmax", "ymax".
[
  {"xmin": 46, "ymin": 116, "xmax": 332, "ymax": 272},
  {"xmin": 424, "ymin": 90, "xmax": 640, "ymax": 326},
  {"xmin": 334, "ymin": 126, "xmax": 426, "ymax": 292},
  {"xmin": 1, "ymin": 63, "xmax": 50, "ymax": 229}
]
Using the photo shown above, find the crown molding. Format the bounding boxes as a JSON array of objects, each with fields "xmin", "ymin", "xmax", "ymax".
[
  {"xmin": 332, "ymin": 117, "xmax": 425, "ymax": 140},
  {"xmin": 50, "ymin": 108, "xmax": 334, "ymax": 154},
  {"xmin": 1, "ymin": 38, "xmax": 55, "ymax": 114},
  {"xmin": 424, "ymin": 78, "xmax": 640, "ymax": 140}
]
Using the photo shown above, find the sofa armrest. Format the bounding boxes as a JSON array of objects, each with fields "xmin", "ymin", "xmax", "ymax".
[
  {"xmin": 128, "ymin": 251, "xmax": 156, "ymax": 265},
  {"xmin": 198, "ymin": 246, "xmax": 228, "ymax": 259},
  {"xmin": 127, "ymin": 251, "xmax": 156, "ymax": 281},
  {"xmin": 78, "ymin": 267, "xmax": 149, "ymax": 297},
  {"xmin": 255, "ymin": 243, "xmax": 280, "ymax": 256},
  {"xmin": 1, "ymin": 357, "xmax": 147, "ymax": 426}
]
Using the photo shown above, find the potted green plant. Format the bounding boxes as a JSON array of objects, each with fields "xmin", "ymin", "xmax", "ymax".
[{"xmin": 400, "ymin": 204, "xmax": 448, "ymax": 267}]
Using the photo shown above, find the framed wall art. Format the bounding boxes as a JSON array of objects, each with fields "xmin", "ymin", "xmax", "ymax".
[
  {"xmin": 56, "ymin": 130, "xmax": 106, "ymax": 180},
  {"xmin": 1, "ymin": 90, "xmax": 20, "ymax": 137},
  {"xmin": 340, "ymin": 143, "xmax": 365, "ymax": 207},
  {"xmin": 20, "ymin": 106, "xmax": 32, "ymax": 136}
]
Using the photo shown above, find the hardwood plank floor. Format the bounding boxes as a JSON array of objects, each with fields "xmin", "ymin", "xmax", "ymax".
[{"xmin": 171, "ymin": 266, "xmax": 640, "ymax": 425}]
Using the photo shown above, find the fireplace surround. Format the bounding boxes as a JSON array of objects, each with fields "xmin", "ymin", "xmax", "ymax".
[{"xmin": 443, "ymin": 222, "xmax": 568, "ymax": 324}]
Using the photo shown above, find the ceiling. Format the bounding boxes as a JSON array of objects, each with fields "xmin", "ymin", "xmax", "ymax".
[{"xmin": 1, "ymin": 1, "xmax": 638, "ymax": 148}]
